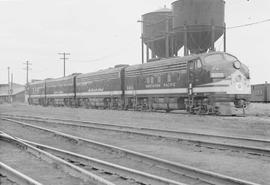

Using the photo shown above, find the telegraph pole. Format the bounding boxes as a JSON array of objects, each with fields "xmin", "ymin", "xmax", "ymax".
[
  {"xmin": 7, "ymin": 67, "xmax": 10, "ymax": 103},
  {"xmin": 23, "ymin": 61, "xmax": 32, "ymax": 93},
  {"xmin": 137, "ymin": 20, "xmax": 144, "ymax": 64},
  {"xmin": 10, "ymin": 73, "xmax": 13, "ymax": 103},
  {"xmin": 11, "ymin": 73, "xmax": 13, "ymax": 93},
  {"xmin": 7, "ymin": 66, "xmax": 10, "ymax": 87},
  {"xmin": 58, "ymin": 52, "xmax": 70, "ymax": 77}
]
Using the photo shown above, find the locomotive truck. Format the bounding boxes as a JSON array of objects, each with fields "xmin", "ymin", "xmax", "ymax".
[{"xmin": 28, "ymin": 51, "xmax": 251, "ymax": 115}]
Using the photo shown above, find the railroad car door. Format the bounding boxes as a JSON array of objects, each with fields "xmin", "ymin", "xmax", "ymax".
[
  {"xmin": 186, "ymin": 58, "xmax": 202, "ymax": 112},
  {"xmin": 187, "ymin": 60, "xmax": 196, "ymax": 95}
]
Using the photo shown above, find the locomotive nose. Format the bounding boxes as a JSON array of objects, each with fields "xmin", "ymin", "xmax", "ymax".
[
  {"xmin": 227, "ymin": 66, "xmax": 251, "ymax": 95},
  {"xmin": 233, "ymin": 74, "xmax": 245, "ymax": 91},
  {"xmin": 235, "ymin": 74, "xmax": 242, "ymax": 82},
  {"xmin": 223, "ymin": 53, "xmax": 250, "ymax": 80},
  {"xmin": 231, "ymin": 61, "xmax": 250, "ymax": 80}
]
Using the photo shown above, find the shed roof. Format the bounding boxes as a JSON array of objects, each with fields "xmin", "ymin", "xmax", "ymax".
[{"xmin": 0, "ymin": 83, "xmax": 25, "ymax": 96}]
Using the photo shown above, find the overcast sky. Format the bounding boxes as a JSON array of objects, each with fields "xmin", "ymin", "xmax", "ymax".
[{"xmin": 0, "ymin": 0, "xmax": 269, "ymax": 85}]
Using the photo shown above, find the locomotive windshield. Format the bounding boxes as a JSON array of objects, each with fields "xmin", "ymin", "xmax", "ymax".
[
  {"xmin": 204, "ymin": 54, "xmax": 223, "ymax": 65},
  {"xmin": 204, "ymin": 53, "xmax": 238, "ymax": 65},
  {"xmin": 224, "ymin": 54, "xmax": 238, "ymax": 62}
]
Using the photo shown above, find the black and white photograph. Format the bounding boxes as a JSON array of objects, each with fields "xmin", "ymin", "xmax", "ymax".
[{"xmin": 0, "ymin": 0, "xmax": 270, "ymax": 184}]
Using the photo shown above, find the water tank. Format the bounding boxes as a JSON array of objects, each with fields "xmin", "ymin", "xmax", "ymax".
[
  {"xmin": 172, "ymin": 0, "xmax": 225, "ymax": 54},
  {"xmin": 142, "ymin": 7, "xmax": 173, "ymax": 58}
]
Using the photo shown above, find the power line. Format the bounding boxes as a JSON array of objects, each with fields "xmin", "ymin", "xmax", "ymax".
[
  {"xmin": 73, "ymin": 53, "xmax": 121, "ymax": 63},
  {"xmin": 58, "ymin": 52, "xmax": 70, "ymax": 77},
  {"xmin": 227, "ymin": 18, "xmax": 270, "ymax": 29}
]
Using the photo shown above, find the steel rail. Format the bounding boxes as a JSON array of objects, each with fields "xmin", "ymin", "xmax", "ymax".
[
  {"xmin": 1, "ymin": 117, "xmax": 260, "ymax": 185},
  {"xmin": 3, "ymin": 114, "xmax": 270, "ymax": 157},
  {"xmin": 20, "ymin": 138, "xmax": 187, "ymax": 185},
  {"xmin": 2, "ymin": 113, "xmax": 269, "ymax": 144},
  {"xmin": 0, "ymin": 162, "xmax": 43, "ymax": 185},
  {"xmin": 0, "ymin": 131, "xmax": 115, "ymax": 185}
]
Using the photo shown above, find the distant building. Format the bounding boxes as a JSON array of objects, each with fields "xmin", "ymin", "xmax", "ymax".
[
  {"xmin": 0, "ymin": 83, "xmax": 25, "ymax": 103},
  {"xmin": 31, "ymin": 79, "xmax": 42, "ymax": 83},
  {"xmin": 251, "ymin": 82, "xmax": 270, "ymax": 103}
]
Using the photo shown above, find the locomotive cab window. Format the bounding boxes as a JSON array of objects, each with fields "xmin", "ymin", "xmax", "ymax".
[
  {"xmin": 195, "ymin": 59, "xmax": 202, "ymax": 69},
  {"xmin": 188, "ymin": 58, "xmax": 202, "ymax": 70}
]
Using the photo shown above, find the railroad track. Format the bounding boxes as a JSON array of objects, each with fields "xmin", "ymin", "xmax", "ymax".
[
  {"xmin": 20, "ymin": 138, "xmax": 187, "ymax": 185},
  {"xmin": 0, "ymin": 117, "xmax": 259, "ymax": 185},
  {"xmin": 0, "ymin": 162, "xmax": 42, "ymax": 185},
  {"xmin": 0, "ymin": 131, "xmax": 184, "ymax": 185},
  {"xmin": 2, "ymin": 113, "xmax": 270, "ymax": 157},
  {"xmin": 0, "ymin": 131, "xmax": 114, "ymax": 185}
]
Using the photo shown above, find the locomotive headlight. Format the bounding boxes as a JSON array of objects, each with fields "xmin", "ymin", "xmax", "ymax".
[
  {"xmin": 236, "ymin": 83, "xmax": 243, "ymax": 90},
  {"xmin": 235, "ymin": 75, "xmax": 242, "ymax": 82},
  {"xmin": 233, "ymin": 61, "xmax": 241, "ymax": 69}
]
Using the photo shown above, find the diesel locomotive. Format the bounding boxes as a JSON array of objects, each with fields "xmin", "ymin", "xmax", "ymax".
[{"xmin": 28, "ymin": 51, "xmax": 251, "ymax": 115}]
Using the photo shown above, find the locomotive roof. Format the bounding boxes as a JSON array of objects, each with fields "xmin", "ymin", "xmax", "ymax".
[
  {"xmin": 29, "ymin": 80, "xmax": 44, "ymax": 85},
  {"xmin": 29, "ymin": 74, "xmax": 76, "ymax": 85},
  {"xmin": 45, "ymin": 74, "xmax": 75, "ymax": 83},
  {"xmin": 30, "ymin": 51, "xmax": 228, "ymax": 84},
  {"xmin": 77, "ymin": 66, "xmax": 123, "ymax": 79},
  {"xmin": 251, "ymin": 83, "xmax": 270, "ymax": 87},
  {"xmin": 126, "ymin": 51, "xmax": 225, "ymax": 71}
]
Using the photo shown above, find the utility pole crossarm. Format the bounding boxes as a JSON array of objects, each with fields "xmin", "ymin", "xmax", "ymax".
[
  {"xmin": 23, "ymin": 61, "xmax": 32, "ymax": 97},
  {"xmin": 58, "ymin": 52, "xmax": 70, "ymax": 77}
]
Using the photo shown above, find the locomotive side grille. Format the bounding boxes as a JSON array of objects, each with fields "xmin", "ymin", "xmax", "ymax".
[
  {"xmin": 46, "ymin": 79, "xmax": 73, "ymax": 87},
  {"xmin": 126, "ymin": 63, "xmax": 187, "ymax": 77},
  {"xmin": 77, "ymin": 72, "xmax": 119, "ymax": 82},
  {"xmin": 126, "ymin": 68, "xmax": 187, "ymax": 77},
  {"xmin": 127, "ymin": 63, "xmax": 186, "ymax": 72}
]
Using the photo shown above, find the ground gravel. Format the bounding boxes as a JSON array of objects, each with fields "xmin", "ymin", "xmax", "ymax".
[
  {"xmin": 1, "ymin": 103, "xmax": 270, "ymax": 138},
  {"xmin": 0, "ymin": 140, "xmax": 89, "ymax": 185},
  {"xmin": 1, "ymin": 103, "xmax": 270, "ymax": 184}
]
